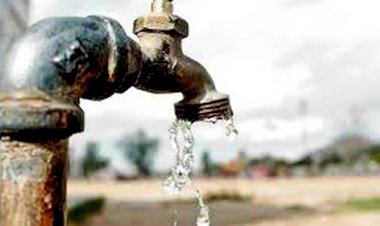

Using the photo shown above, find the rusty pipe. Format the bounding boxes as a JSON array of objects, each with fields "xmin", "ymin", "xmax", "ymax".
[
  {"xmin": 0, "ymin": 16, "xmax": 141, "ymax": 136},
  {"xmin": 0, "ymin": 1, "xmax": 234, "ymax": 225},
  {"xmin": 0, "ymin": 137, "xmax": 68, "ymax": 226},
  {"xmin": 0, "ymin": 17, "xmax": 140, "ymax": 226}
]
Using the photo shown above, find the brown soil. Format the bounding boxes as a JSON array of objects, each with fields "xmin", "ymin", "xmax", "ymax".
[{"xmin": 68, "ymin": 176, "xmax": 380, "ymax": 226}]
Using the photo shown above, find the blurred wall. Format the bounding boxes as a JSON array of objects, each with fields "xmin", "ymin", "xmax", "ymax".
[
  {"xmin": 0, "ymin": 0, "xmax": 29, "ymax": 179},
  {"xmin": 0, "ymin": 0, "xmax": 29, "ymax": 67}
]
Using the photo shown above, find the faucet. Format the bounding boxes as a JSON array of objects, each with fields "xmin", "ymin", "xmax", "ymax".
[
  {"xmin": 0, "ymin": 0, "xmax": 233, "ymax": 225},
  {"xmin": 134, "ymin": 0, "xmax": 232, "ymax": 122}
]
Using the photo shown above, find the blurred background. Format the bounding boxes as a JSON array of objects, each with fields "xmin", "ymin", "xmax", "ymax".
[{"xmin": 2, "ymin": 0, "xmax": 380, "ymax": 226}]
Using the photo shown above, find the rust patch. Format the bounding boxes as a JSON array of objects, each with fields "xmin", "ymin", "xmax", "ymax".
[{"xmin": 0, "ymin": 138, "xmax": 68, "ymax": 226}]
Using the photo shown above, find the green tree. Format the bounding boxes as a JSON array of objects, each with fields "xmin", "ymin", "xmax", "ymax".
[
  {"xmin": 365, "ymin": 145, "xmax": 380, "ymax": 164},
  {"xmin": 331, "ymin": 135, "xmax": 371, "ymax": 167},
  {"xmin": 201, "ymin": 151, "xmax": 213, "ymax": 176},
  {"xmin": 119, "ymin": 130, "xmax": 159, "ymax": 177},
  {"xmin": 81, "ymin": 142, "xmax": 108, "ymax": 178}
]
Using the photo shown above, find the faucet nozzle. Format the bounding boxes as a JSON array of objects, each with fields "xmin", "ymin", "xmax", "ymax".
[
  {"xmin": 175, "ymin": 96, "xmax": 233, "ymax": 123},
  {"xmin": 134, "ymin": 0, "xmax": 234, "ymax": 123}
]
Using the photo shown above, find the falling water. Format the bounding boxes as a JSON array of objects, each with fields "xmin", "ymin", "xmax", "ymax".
[
  {"xmin": 195, "ymin": 190, "xmax": 210, "ymax": 226},
  {"xmin": 164, "ymin": 120, "xmax": 194, "ymax": 196},
  {"xmin": 225, "ymin": 117, "xmax": 239, "ymax": 141},
  {"xmin": 205, "ymin": 116, "xmax": 239, "ymax": 141},
  {"xmin": 164, "ymin": 116, "xmax": 238, "ymax": 226}
]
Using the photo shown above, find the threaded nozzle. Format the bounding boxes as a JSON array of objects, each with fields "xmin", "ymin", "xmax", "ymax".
[{"xmin": 175, "ymin": 97, "xmax": 233, "ymax": 123}]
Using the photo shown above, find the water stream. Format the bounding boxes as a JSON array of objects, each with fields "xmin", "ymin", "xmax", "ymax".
[
  {"xmin": 164, "ymin": 117, "xmax": 238, "ymax": 226},
  {"xmin": 164, "ymin": 120, "xmax": 194, "ymax": 196}
]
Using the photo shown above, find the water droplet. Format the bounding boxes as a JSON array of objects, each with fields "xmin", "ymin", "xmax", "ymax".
[
  {"xmin": 225, "ymin": 119, "xmax": 239, "ymax": 142},
  {"xmin": 203, "ymin": 116, "xmax": 239, "ymax": 141},
  {"xmin": 204, "ymin": 117, "xmax": 219, "ymax": 124}
]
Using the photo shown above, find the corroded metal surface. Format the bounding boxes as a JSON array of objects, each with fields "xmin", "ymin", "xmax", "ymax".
[
  {"xmin": 0, "ymin": 137, "xmax": 68, "ymax": 226},
  {"xmin": 0, "ymin": 16, "xmax": 140, "ymax": 136},
  {"xmin": 0, "ymin": 97, "xmax": 84, "ymax": 137}
]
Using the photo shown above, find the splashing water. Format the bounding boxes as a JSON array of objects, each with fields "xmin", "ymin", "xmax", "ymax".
[
  {"xmin": 164, "ymin": 116, "xmax": 238, "ymax": 226},
  {"xmin": 204, "ymin": 116, "xmax": 239, "ymax": 141},
  {"xmin": 225, "ymin": 117, "xmax": 239, "ymax": 141}
]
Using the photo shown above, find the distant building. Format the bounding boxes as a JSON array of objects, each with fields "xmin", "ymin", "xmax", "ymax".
[
  {"xmin": 218, "ymin": 150, "xmax": 250, "ymax": 177},
  {"xmin": 220, "ymin": 161, "xmax": 247, "ymax": 177},
  {"xmin": 249, "ymin": 165, "xmax": 274, "ymax": 179}
]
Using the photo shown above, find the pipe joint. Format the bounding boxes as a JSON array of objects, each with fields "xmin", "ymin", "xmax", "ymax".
[{"xmin": 0, "ymin": 16, "xmax": 141, "ymax": 137}]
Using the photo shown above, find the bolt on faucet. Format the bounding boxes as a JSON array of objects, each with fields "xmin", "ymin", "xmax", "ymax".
[{"xmin": 0, "ymin": 1, "xmax": 233, "ymax": 226}]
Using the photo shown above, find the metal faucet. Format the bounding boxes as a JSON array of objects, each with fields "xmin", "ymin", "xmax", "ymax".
[
  {"xmin": 0, "ymin": 0, "xmax": 233, "ymax": 225},
  {"xmin": 135, "ymin": 0, "xmax": 232, "ymax": 122}
]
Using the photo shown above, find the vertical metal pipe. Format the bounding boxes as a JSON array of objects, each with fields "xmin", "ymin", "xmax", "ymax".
[{"xmin": 0, "ymin": 137, "xmax": 68, "ymax": 226}]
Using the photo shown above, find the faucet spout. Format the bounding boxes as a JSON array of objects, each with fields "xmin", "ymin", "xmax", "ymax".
[{"xmin": 133, "ymin": 2, "xmax": 233, "ymax": 122}]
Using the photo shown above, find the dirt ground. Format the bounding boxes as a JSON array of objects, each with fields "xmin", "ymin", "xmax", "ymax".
[
  {"xmin": 244, "ymin": 212, "xmax": 380, "ymax": 226},
  {"xmin": 68, "ymin": 176, "xmax": 380, "ymax": 226}
]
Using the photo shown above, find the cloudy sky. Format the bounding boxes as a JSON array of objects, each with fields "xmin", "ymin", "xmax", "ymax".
[{"xmin": 23, "ymin": 0, "xmax": 380, "ymax": 169}]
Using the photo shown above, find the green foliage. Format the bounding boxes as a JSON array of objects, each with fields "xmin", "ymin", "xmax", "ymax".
[
  {"xmin": 249, "ymin": 155, "xmax": 273, "ymax": 166},
  {"xmin": 119, "ymin": 129, "xmax": 159, "ymax": 177},
  {"xmin": 291, "ymin": 155, "xmax": 313, "ymax": 167},
  {"xmin": 342, "ymin": 197, "xmax": 380, "ymax": 212},
  {"xmin": 291, "ymin": 152, "xmax": 344, "ymax": 175},
  {"xmin": 367, "ymin": 145, "xmax": 380, "ymax": 164},
  {"xmin": 68, "ymin": 197, "xmax": 106, "ymax": 225},
  {"xmin": 249, "ymin": 155, "xmax": 290, "ymax": 176},
  {"xmin": 204, "ymin": 190, "xmax": 252, "ymax": 202},
  {"xmin": 81, "ymin": 142, "xmax": 108, "ymax": 178},
  {"xmin": 201, "ymin": 151, "xmax": 213, "ymax": 176},
  {"xmin": 319, "ymin": 153, "xmax": 344, "ymax": 168}
]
